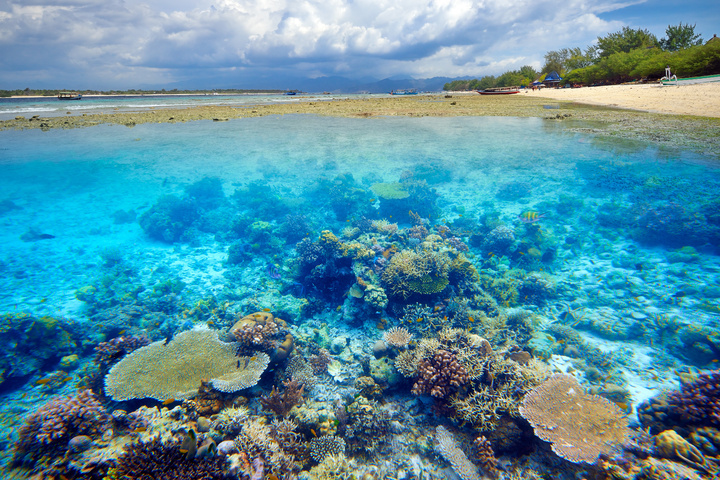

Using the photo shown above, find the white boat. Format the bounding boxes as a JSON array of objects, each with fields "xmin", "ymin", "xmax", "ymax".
[{"xmin": 661, "ymin": 74, "xmax": 720, "ymax": 86}]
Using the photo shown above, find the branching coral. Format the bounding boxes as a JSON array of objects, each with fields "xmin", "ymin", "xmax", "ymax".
[
  {"xmin": 519, "ymin": 374, "xmax": 632, "ymax": 464},
  {"xmin": 93, "ymin": 334, "xmax": 150, "ymax": 369},
  {"xmin": 104, "ymin": 327, "xmax": 269, "ymax": 401},
  {"xmin": 233, "ymin": 416, "xmax": 303, "ymax": 475},
  {"xmin": 260, "ymin": 378, "xmax": 305, "ymax": 417}
]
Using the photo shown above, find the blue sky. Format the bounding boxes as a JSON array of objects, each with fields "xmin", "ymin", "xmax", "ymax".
[{"xmin": 0, "ymin": 0, "xmax": 717, "ymax": 89}]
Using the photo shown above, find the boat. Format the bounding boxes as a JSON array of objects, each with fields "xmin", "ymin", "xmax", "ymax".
[
  {"xmin": 661, "ymin": 73, "xmax": 720, "ymax": 86},
  {"xmin": 389, "ymin": 89, "xmax": 418, "ymax": 95},
  {"xmin": 57, "ymin": 91, "xmax": 82, "ymax": 100},
  {"xmin": 478, "ymin": 87, "xmax": 520, "ymax": 95},
  {"xmin": 284, "ymin": 91, "xmax": 297, "ymax": 96}
]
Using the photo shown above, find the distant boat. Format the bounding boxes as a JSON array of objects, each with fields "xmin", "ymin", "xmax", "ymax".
[
  {"xmin": 284, "ymin": 91, "xmax": 297, "ymax": 95},
  {"xmin": 389, "ymin": 89, "xmax": 418, "ymax": 95},
  {"xmin": 661, "ymin": 74, "xmax": 720, "ymax": 86},
  {"xmin": 478, "ymin": 87, "xmax": 520, "ymax": 95},
  {"xmin": 57, "ymin": 91, "xmax": 82, "ymax": 100}
]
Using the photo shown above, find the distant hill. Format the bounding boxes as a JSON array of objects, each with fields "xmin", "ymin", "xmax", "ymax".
[{"xmin": 282, "ymin": 76, "xmax": 459, "ymax": 93}]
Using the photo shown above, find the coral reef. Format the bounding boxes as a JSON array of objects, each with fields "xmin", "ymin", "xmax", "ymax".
[
  {"xmin": 638, "ymin": 370, "xmax": 720, "ymax": 435},
  {"xmin": 411, "ymin": 349, "xmax": 468, "ymax": 398},
  {"xmin": 104, "ymin": 327, "xmax": 269, "ymax": 401},
  {"xmin": 309, "ymin": 435, "xmax": 346, "ymax": 463},
  {"xmin": 383, "ymin": 326, "xmax": 413, "ymax": 349},
  {"xmin": 519, "ymin": 374, "xmax": 632, "ymax": 464},
  {"xmin": 230, "ymin": 311, "xmax": 294, "ymax": 363},
  {"xmin": 116, "ymin": 436, "xmax": 233, "ymax": 480},
  {"xmin": 435, "ymin": 426, "xmax": 483, "ymax": 480},
  {"xmin": 13, "ymin": 389, "xmax": 110, "ymax": 469},
  {"xmin": 261, "ymin": 378, "xmax": 306, "ymax": 417}
]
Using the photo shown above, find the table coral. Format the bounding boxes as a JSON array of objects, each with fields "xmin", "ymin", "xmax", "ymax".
[
  {"xmin": 104, "ymin": 327, "xmax": 269, "ymax": 401},
  {"xmin": 519, "ymin": 374, "xmax": 632, "ymax": 464}
]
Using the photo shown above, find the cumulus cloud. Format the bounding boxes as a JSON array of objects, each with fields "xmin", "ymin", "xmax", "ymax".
[{"xmin": 0, "ymin": 0, "xmax": 666, "ymax": 88}]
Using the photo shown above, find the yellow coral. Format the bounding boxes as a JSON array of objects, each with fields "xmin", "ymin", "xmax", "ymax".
[
  {"xmin": 370, "ymin": 182, "xmax": 410, "ymax": 199},
  {"xmin": 104, "ymin": 327, "xmax": 269, "ymax": 401}
]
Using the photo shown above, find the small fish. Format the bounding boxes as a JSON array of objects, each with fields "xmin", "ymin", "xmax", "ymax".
[
  {"xmin": 262, "ymin": 308, "xmax": 271, "ymax": 312},
  {"xmin": 468, "ymin": 316, "xmax": 474, "ymax": 323},
  {"xmin": 35, "ymin": 378, "xmax": 51, "ymax": 385},
  {"xmin": 433, "ymin": 306, "xmax": 441, "ymax": 312},
  {"xmin": 417, "ymin": 318, "xmax": 423, "ymax": 323},
  {"xmin": 519, "ymin": 211, "xmax": 545, "ymax": 223},
  {"xmin": 162, "ymin": 398, "xmax": 175, "ymax": 406},
  {"xmin": 310, "ymin": 429, "xmax": 317, "ymax": 437},
  {"xmin": 133, "ymin": 427, "xmax": 147, "ymax": 433},
  {"xmin": 206, "ymin": 320, "xmax": 214, "ymax": 326}
]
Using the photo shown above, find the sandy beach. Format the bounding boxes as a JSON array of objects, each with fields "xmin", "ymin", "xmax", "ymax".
[{"xmin": 528, "ymin": 82, "xmax": 720, "ymax": 118}]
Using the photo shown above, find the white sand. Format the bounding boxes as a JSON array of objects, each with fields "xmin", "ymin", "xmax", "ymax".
[{"xmin": 527, "ymin": 82, "xmax": 720, "ymax": 118}]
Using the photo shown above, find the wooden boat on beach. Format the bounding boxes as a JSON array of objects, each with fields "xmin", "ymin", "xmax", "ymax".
[
  {"xmin": 57, "ymin": 91, "xmax": 82, "ymax": 100},
  {"xmin": 478, "ymin": 87, "xmax": 520, "ymax": 95}
]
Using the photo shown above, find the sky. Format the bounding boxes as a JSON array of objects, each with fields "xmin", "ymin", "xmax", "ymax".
[{"xmin": 0, "ymin": 0, "xmax": 717, "ymax": 90}]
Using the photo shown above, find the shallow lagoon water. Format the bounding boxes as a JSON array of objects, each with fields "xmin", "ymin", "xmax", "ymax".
[{"xmin": 1, "ymin": 114, "xmax": 719, "ymax": 478}]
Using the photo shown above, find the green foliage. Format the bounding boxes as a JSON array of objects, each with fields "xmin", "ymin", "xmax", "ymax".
[
  {"xmin": 660, "ymin": 22, "xmax": 703, "ymax": 51},
  {"xmin": 597, "ymin": 27, "xmax": 659, "ymax": 58},
  {"xmin": 565, "ymin": 40, "xmax": 720, "ymax": 84}
]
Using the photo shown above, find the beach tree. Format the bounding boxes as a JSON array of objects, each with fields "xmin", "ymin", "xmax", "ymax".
[
  {"xmin": 660, "ymin": 22, "xmax": 703, "ymax": 51},
  {"xmin": 596, "ymin": 27, "xmax": 659, "ymax": 58}
]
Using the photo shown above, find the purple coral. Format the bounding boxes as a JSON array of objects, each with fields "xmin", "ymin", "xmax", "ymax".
[
  {"xmin": 13, "ymin": 389, "xmax": 110, "ymax": 464},
  {"xmin": 638, "ymin": 370, "xmax": 720, "ymax": 434},
  {"xmin": 94, "ymin": 334, "xmax": 150, "ymax": 369}
]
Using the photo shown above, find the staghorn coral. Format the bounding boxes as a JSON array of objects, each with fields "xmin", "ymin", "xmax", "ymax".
[
  {"xmin": 260, "ymin": 378, "xmax": 305, "ymax": 417},
  {"xmin": 519, "ymin": 374, "xmax": 632, "ymax": 464},
  {"xmin": 13, "ymin": 389, "xmax": 110, "ymax": 468},
  {"xmin": 383, "ymin": 326, "xmax": 413, "ymax": 349},
  {"xmin": 233, "ymin": 416, "xmax": 303, "ymax": 475},
  {"xmin": 309, "ymin": 435, "xmax": 346, "ymax": 463},
  {"xmin": 412, "ymin": 349, "xmax": 468, "ymax": 398},
  {"xmin": 230, "ymin": 311, "xmax": 294, "ymax": 363},
  {"xmin": 116, "ymin": 436, "xmax": 233, "ymax": 480},
  {"xmin": 104, "ymin": 327, "xmax": 269, "ymax": 401},
  {"xmin": 344, "ymin": 396, "xmax": 391, "ymax": 456},
  {"xmin": 286, "ymin": 355, "xmax": 319, "ymax": 389},
  {"xmin": 435, "ymin": 426, "xmax": 483, "ymax": 480}
]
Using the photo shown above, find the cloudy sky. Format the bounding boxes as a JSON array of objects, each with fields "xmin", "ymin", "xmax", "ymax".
[{"xmin": 0, "ymin": 0, "xmax": 716, "ymax": 89}]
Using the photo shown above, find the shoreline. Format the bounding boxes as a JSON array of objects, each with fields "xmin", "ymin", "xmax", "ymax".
[{"xmin": 2, "ymin": 89, "xmax": 719, "ymax": 159}]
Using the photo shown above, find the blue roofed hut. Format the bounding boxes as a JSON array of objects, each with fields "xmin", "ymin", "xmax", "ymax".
[{"xmin": 543, "ymin": 71, "xmax": 562, "ymax": 87}]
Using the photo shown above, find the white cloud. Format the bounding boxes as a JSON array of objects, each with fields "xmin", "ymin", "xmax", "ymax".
[{"xmin": 0, "ymin": 0, "xmax": 681, "ymax": 88}]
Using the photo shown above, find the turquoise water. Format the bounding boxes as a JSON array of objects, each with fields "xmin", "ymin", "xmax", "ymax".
[{"xmin": 1, "ymin": 114, "xmax": 719, "ymax": 478}]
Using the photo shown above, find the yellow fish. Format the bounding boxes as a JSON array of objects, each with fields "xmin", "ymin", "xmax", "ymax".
[{"xmin": 519, "ymin": 211, "xmax": 545, "ymax": 223}]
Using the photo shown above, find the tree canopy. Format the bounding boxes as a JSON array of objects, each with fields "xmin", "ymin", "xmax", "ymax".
[
  {"xmin": 660, "ymin": 22, "xmax": 703, "ymax": 51},
  {"xmin": 443, "ymin": 22, "xmax": 717, "ymax": 91}
]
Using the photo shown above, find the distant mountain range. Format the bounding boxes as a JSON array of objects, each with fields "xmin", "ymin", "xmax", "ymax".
[{"xmin": 286, "ymin": 75, "xmax": 456, "ymax": 93}]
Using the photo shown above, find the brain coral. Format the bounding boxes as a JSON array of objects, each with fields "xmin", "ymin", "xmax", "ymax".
[
  {"xmin": 104, "ymin": 327, "xmax": 269, "ymax": 401},
  {"xmin": 519, "ymin": 374, "xmax": 631, "ymax": 464}
]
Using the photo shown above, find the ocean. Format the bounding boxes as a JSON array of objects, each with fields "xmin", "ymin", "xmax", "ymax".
[{"xmin": 1, "ymin": 108, "xmax": 719, "ymax": 479}]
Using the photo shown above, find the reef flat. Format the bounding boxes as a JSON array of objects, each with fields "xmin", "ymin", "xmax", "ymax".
[{"xmin": 2, "ymin": 93, "xmax": 720, "ymax": 158}]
